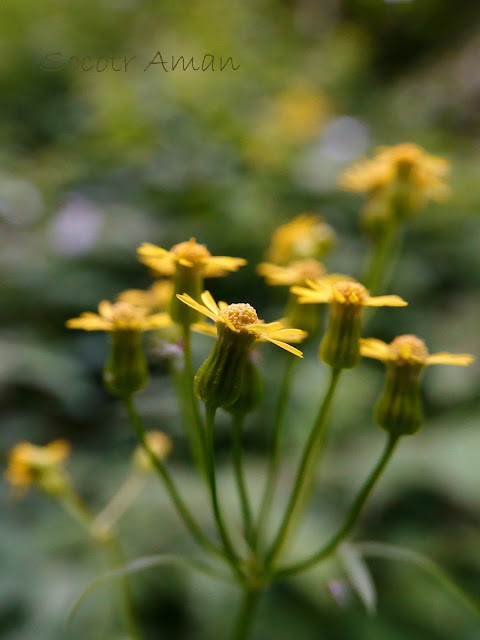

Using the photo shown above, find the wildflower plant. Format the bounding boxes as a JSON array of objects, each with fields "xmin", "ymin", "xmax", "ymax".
[{"xmin": 6, "ymin": 143, "xmax": 479, "ymax": 639}]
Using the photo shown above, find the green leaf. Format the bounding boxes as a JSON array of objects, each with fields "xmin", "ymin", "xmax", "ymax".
[
  {"xmin": 355, "ymin": 541, "xmax": 480, "ymax": 620},
  {"xmin": 338, "ymin": 542, "xmax": 377, "ymax": 614},
  {"xmin": 67, "ymin": 553, "xmax": 233, "ymax": 624}
]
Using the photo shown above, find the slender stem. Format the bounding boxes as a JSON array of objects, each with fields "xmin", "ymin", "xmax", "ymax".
[
  {"xmin": 182, "ymin": 326, "xmax": 208, "ymax": 478},
  {"xmin": 254, "ymin": 357, "xmax": 297, "ymax": 551},
  {"xmin": 205, "ymin": 405, "xmax": 245, "ymax": 582},
  {"xmin": 265, "ymin": 368, "xmax": 342, "ymax": 568},
  {"xmin": 276, "ymin": 434, "xmax": 399, "ymax": 577},
  {"xmin": 363, "ymin": 221, "xmax": 401, "ymax": 295},
  {"xmin": 59, "ymin": 487, "xmax": 143, "ymax": 639},
  {"xmin": 231, "ymin": 588, "xmax": 262, "ymax": 640},
  {"xmin": 93, "ymin": 473, "xmax": 146, "ymax": 537},
  {"xmin": 232, "ymin": 414, "xmax": 254, "ymax": 547},
  {"xmin": 122, "ymin": 395, "xmax": 224, "ymax": 559}
]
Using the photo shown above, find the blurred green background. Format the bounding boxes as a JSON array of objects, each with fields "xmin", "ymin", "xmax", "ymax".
[{"xmin": 1, "ymin": 0, "xmax": 480, "ymax": 638}]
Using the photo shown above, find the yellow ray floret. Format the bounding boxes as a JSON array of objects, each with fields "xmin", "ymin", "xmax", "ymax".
[
  {"xmin": 291, "ymin": 280, "xmax": 407, "ymax": 308},
  {"xmin": 177, "ymin": 291, "xmax": 306, "ymax": 357},
  {"xmin": 360, "ymin": 335, "xmax": 474, "ymax": 367},
  {"xmin": 5, "ymin": 440, "xmax": 71, "ymax": 488},
  {"xmin": 137, "ymin": 238, "xmax": 246, "ymax": 278},
  {"xmin": 66, "ymin": 300, "xmax": 172, "ymax": 332}
]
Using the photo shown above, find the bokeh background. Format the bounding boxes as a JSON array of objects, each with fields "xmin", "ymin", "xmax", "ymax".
[{"xmin": 2, "ymin": 0, "xmax": 480, "ymax": 638}]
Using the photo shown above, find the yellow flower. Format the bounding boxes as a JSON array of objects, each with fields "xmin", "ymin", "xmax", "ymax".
[
  {"xmin": 117, "ymin": 281, "xmax": 173, "ymax": 311},
  {"xmin": 265, "ymin": 215, "xmax": 336, "ymax": 266},
  {"xmin": 66, "ymin": 300, "xmax": 171, "ymax": 332},
  {"xmin": 360, "ymin": 335, "xmax": 474, "ymax": 368},
  {"xmin": 360, "ymin": 335, "xmax": 473, "ymax": 437},
  {"xmin": 5, "ymin": 440, "xmax": 71, "ymax": 493},
  {"xmin": 292, "ymin": 280, "xmax": 407, "ymax": 369},
  {"xmin": 291, "ymin": 279, "xmax": 407, "ymax": 308},
  {"xmin": 339, "ymin": 143, "xmax": 450, "ymax": 218},
  {"xmin": 137, "ymin": 238, "xmax": 246, "ymax": 278},
  {"xmin": 257, "ymin": 259, "xmax": 326, "ymax": 286},
  {"xmin": 133, "ymin": 431, "xmax": 173, "ymax": 473},
  {"xmin": 177, "ymin": 291, "xmax": 306, "ymax": 357}
]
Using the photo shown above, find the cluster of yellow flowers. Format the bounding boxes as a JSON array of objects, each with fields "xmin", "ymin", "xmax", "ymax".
[{"xmin": 4, "ymin": 142, "xmax": 476, "ymax": 640}]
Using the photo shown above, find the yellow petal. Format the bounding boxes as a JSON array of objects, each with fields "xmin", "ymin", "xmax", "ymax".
[
  {"xmin": 263, "ymin": 336, "xmax": 303, "ymax": 357},
  {"xmin": 205, "ymin": 256, "xmax": 247, "ymax": 270},
  {"xmin": 365, "ymin": 295, "xmax": 408, "ymax": 307},
  {"xmin": 142, "ymin": 313, "xmax": 173, "ymax": 330},
  {"xmin": 178, "ymin": 257, "xmax": 194, "ymax": 267},
  {"xmin": 201, "ymin": 291, "xmax": 220, "ymax": 315},
  {"xmin": 290, "ymin": 286, "xmax": 330, "ymax": 303},
  {"xmin": 137, "ymin": 243, "xmax": 171, "ymax": 259},
  {"xmin": 66, "ymin": 315, "xmax": 111, "ymax": 331},
  {"xmin": 359, "ymin": 338, "xmax": 391, "ymax": 361},
  {"xmin": 250, "ymin": 321, "xmax": 284, "ymax": 334},
  {"xmin": 138, "ymin": 255, "xmax": 176, "ymax": 276},
  {"xmin": 426, "ymin": 352, "xmax": 474, "ymax": 366},
  {"xmin": 176, "ymin": 294, "xmax": 217, "ymax": 322},
  {"xmin": 268, "ymin": 328, "xmax": 308, "ymax": 343},
  {"xmin": 191, "ymin": 321, "xmax": 217, "ymax": 338}
]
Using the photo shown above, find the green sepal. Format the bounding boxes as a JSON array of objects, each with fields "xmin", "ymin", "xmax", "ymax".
[
  {"xmin": 319, "ymin": 303, "xmax": 362, "ymax": 370},
  {"xmin": 225, "ymin": 356, "xmax": 263, "ymax": 416},
  {"xmin": 375, "ymin": 364, "xmax": 424, "ymax": 437},
  {"xmin": 194, "ymin": 324, "xmax": 256, "ymax": 409},
  {"xmin": 104, "ymin": 330, "xmax": 148, "ymax": 397}
]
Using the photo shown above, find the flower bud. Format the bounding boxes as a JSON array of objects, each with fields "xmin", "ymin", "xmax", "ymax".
[
  {"xmin": 194, "ymin": 321, "xmax": 256, "ymax": 409},
  {"xmin": 225, "ymin": 355, "xmax": 264, "ymax": 417},
  {"xmin": 375, "ymin": 362, "xmax": 424, "ymax": 436},
  {"xmin": 170, "ymin": 263, "xmax": 204, "ymax": 327},
  {"xmin": 104, "ymin": 330, "xmax": 148, "ymax": 397}
]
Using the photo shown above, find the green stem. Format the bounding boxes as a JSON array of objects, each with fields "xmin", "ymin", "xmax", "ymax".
[
  {"xmin": 59, "ymin": 487, "xmax": 143, "ymax": 639},
  {"xmin": 276, "ymin": 434, "xmax": 399, "ymax": 577},
  {"xmin": 182, "ymin": 326, "xmax": 208, "ymax": 478},
  {"xmin": 122, "ymin": 396, "xmax": 223, "ymax": 559},
  {"xmin": 231, "ymin": 588, "xmax": 261, "ymax": 640},
  {"xmin": 363, "ymin": 221, "xmax": 402, "ymax": 296},
  {"xmin": 254, "ymin": 357, "xmax": 297, "ymax": 551},
  {"xmin": 232, "ymin": 414, "xmax": 254, "ymax": 547},
  {"xmin": 205, "ymin": 405, "xmax": 245, "ymax": 582},
  {"xmin": 265, "ymin": 368, "xmax": 342, "ymax": 568}
]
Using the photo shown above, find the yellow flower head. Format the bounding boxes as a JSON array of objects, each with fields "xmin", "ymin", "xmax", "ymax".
[
  {"xmin": 177, "ymin": 291, "xmax": 306, "ymax": 357},
  {"xmin": 66, "ymin": 300, "xmax": 171, "ymax": 332},
  {"xmin": 360, "ymin": 335, "xmax": 474, "ymax": 368},
  {"xmin": 257, "ymin": 259, "xmax": 326, "ymax": 287},
  {"xmin": 361, "ymin": 335, "xmax": 473, "ymax": 437},
  {"xmin": 137, "ymin": 238, "xmax": 246, "ymax": 278},
  {"xmin": 265, "ymin": 215, "xmax": 336, "ymax": 266},
  {"xmin": 291, "ymin": 280, "xmax": 407, "ymax": 370},
  {"xmin": 117, "ymin": 281, "xmax": 174, "ymax": 311},
  {"xmin": 133, "ymin": 431, "xmax": 173, "ymax": 473},
  {"xmin": 5, "ymin": 440, "xmax": 71, "ymax": 493},
  {"xmin": 339, "ymin": 143, "xmax": 450, "ymax": 215},
  {"xmin": 291, "ymin": 279, "xmax": 407, "ymax": 309}
]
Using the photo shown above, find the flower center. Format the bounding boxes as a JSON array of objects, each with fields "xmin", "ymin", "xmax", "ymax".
[
  {"xmin": 390, "ymin": 335, "xmax": 428, "ymax": 364},
  {"xmin": 170, "ymin": 238, "xmax": 211, "ymax": 263},
  {"xmin": 332, "ymin": 281, "xmax": 368, "ymax": 305},
  {"xmin": 223, "ymin": 303, "xmax": 259, "ymax": 330}
]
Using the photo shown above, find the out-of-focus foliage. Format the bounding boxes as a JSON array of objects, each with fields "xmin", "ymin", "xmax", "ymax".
[{"xmin": 1, "ymin": 1, "xmax": 480, "ymax": 639}]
